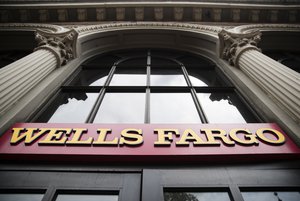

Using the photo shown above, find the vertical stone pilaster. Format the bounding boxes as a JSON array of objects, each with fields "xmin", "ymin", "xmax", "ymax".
[
  {"xmin": 174, "ymin": 7, "xmax": 184, "ymax": 21},
  {"xmin": 154, "ymin": 8, "xmax": 163, "ymax": 21},
  {"xmin": 116, "ymin": 8, "xmax": 125, "ymax": 21},
  {"xmin": 193, "ymin": 8, "xmax": 202, "ymax": 21},
  {"xmin": 219, "ymin": 29, "xmax": 300, "ymax": 123},
  {"xmin": 135, "ymin": 7, "xmax": 144, "ymax": 21},
  {"xmin": 96, "ymin": 8, "xmax": 106, "ymax": 21}
]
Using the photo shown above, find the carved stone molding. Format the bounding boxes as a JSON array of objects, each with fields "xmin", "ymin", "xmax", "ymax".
[
  {"xmin": 75, "ymin": 22, "xmax": 223, "ymax": 36},
  {"xmin": 34, "ymin": 29, "xmax": 78, "ymax": 67},
  {"xmin": 0, "ymin": 23, "xmax": 67, "ymax": 33},
  {"xmin": 230, "ymin": 24, "xmax": 300, "ymax": 34},
  {"xmin": 218, "ymin": 29, "xmax": 261, "ymax": 67}
]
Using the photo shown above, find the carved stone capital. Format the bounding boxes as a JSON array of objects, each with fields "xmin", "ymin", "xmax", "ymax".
[
  {"xmin": 34, "ymin": 29, "xmax": 78, "ymax": 67},
  {"xmin": 218, "ymin": 29, "xmax": 261, "ymax": 67}
]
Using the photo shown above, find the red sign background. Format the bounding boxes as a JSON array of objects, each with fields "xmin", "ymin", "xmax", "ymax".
[{"xmin": 0, "ymin": 123, "xmax": 299, "ymax": 163}]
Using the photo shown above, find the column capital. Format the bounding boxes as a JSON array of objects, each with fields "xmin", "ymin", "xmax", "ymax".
[
  {"xmin": 34, "ymin": 29, "xmax": 78, "ymax": 67},
  {"xmin": 218, "ymin": 29, "xmax": 261, "ymax": 67}
]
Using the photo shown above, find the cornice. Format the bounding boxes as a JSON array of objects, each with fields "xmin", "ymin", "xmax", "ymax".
[
  {"xmin": 0, "ymin": 23, "xmax": 67, "ymax": 33},
  {"xmin": 1, "ymin": 2, "xmax": 300, "ymax": 9}
]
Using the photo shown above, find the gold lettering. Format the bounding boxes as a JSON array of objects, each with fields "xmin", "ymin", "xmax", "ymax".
[
  {"xmin": 93, "ymin": 128, "xmax": 118, "ymax": 145},
  {"xmin": 119, "ymin": 128, "xmax": 143, "ymax": 146},
  {"xmin": 10, "ymin": 127, "xmax": 48, "ymax": 145},
  {"xmin": 154, "ymin": 129, "xmax": 180, "ymax": 146},
  {"xmin": 201, "ymin": 129, "xmax": 235, "ymax": 146},
  {"xmin": 229, "ymin": 129, "xmax": 258, "ymax": 145},
  {"xmin": 66, "ymin": 128, "xmax": 93, "ymax": 145},
  {"xmin": 39, "ymin": 128, "xmax": 72, "ymax": 145},
  {"xmin": 256, "ymin": 128, "xmax": 285, "ymax": 145},
  {"xmin": 176, "ymin": 129, "xmax": 206, "ymax": 146}
]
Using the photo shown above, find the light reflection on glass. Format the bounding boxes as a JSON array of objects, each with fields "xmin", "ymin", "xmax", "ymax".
[
  {"xmin": 150, "ymin": 93, "xmax": 200, "ymax": 123},
  {"xmin": 55, "ymin": 194, "xmax": 118, "ymax": 201},
  {"xmin": 188, "ymin": 75, "xmax": 208, "ymax": 86},
  {"xmin": 94, "ymin": 93, "xmax": 145, "ymax": 123},
  {"xmin": 0, "ymin": 194, "xmax": 44, "ymax": 201},
  {"xmin": 197, "ymin": 93, "xmax": 247, "ymax": 123},
  {"xmin": 69, "ymin": 70, "xmax": 109, "ymax": 86},
  {"xmin": 110, "ymin": 68, "xmax": 146, "ymax": 86},
  {"xmin": 48, "ymin": 93, "xmax": 98, "ymax": 123},
  {"xmin": 164, "ymin": 192, "xmax": 231, "ymax": 201},
  {"xmin": 242, "ymin": 191, "xmax": 300, "ymax": 201}
]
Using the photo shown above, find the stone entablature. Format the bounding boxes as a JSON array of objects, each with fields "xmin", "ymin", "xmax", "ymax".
[{"xmin": 0, "ymin": 2, "xmax": 299, "ymax": 23}]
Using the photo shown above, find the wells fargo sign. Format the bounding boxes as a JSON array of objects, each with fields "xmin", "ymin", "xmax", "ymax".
[{"xmin": 0, "ymin": 123, "xmax": 299, "ymax": 163}]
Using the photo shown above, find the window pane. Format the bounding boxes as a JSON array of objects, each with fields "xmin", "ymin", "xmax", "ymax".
[
  {"xmin": 197, "ymin": 93, "xmax": 254, "ymax": 123},
  {"xmin": 69, "ymin": 69, "xmax": 109, "ymax": 86},
  {"xmin": 56, "ymin": 194, "xmax": 118, "ymax": 201},
  {"xmin": 187, "ymin": 69, "xmax": 224, "ymax": 87},
  {"xmin": 151, "ymin": 93, "xmax": 200, "ymax": 123},
  {"xmin": 43, "ymin": 93, "xmax": 98, "ymax": 123},
  {"xmin": 110, "ymin": 67, "xmax": 147, "ymax": 86},
  {"xmin": 151, "ymin": 68, "xmax": 187, "ymax": 86},
  {"xmin": 164, "ymin": 192, "xmax": 231, "ymax": 201},
  {"xmin": 242, "ymin": 191, "xmax": 300, "ymax": 201},
  {"xmin": 94, "ymin": 93, "xmax": 145, "ymax": 123},
  {"xmin": 0, "ymin": 193, "xmax": 43, "ymax": 201}
]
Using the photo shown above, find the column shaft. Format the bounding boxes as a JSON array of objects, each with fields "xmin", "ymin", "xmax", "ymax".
[
  {"xmin": 0, "ymin": 49, "xmax": 57, "ymax": 115},
  {"xmin": 239, "ymin": 49, "xmax": 300, "ymax": 122}
]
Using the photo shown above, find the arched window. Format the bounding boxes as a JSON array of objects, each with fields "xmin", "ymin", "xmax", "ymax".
[{"xmin": 34, "ymin": 49, "xmax": 259, "ymax": 124}]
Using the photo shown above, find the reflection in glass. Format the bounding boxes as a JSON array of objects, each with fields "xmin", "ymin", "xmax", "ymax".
[
  {"xmin": 242, "ymin": 191, "xmax": 300, "ymax": 201},
  {"xmin": 110, "ymin": 68, "xmax": 147, "ymax": 86},
  {"xmin": 164, "ymin": 192, "xmax": 231, "ymax": 201},
  {"xmin": 151, "ymin": 93, "xmax": 200, "ymax": 123},
  {"xmin": 0, "ymin": 193, "xmax": 43, "ymax": 201},
  {"xmin": 94, "ymin": 93, "xmax": 145, "ymax": 123},
  {"xmin": 56, "ymin": 194, "xmax": 118, "ymax": 201},
  {"xmin": 69, "ymin": 70, "xmax": 109, "ymax": 86},
  {"xmin": 187, "ymin": 69, "xmax": 223, "ymax": 87},
  {"xmin": 151, "ymin": 68, "xmax": 187, "ymax": 86},
  {"xmin": 197, "ymin": 93, "xmax": 249, "ymax": 123},
  {"xmin": 47, "ymin": 93, "xmax": 98, "ymax": 123}
]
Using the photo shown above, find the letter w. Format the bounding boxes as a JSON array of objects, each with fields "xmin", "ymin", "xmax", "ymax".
[{"xmin": 10, "ymin": 128, "xmax": 48, "ymax": 145}]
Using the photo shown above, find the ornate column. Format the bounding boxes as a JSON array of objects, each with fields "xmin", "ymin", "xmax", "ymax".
[
  {"xmin": 0, "ymin": 29, "xmax": 78, "ymax": 116},
  {"xmin": 219, "ymin": 29, "xmax": 300, "ymax": 123}
]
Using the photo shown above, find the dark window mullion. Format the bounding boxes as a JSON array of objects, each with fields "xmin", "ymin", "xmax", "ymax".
[
  {"xmin": 85, "ymin": 88, "xmax": 106, "ymax": 123},
  {"xmin": 190, "ymin": 88, "xmax": 208, "ymax": 123},
  {"xmin": 85, "ymin": 64, "xmax": 117, "ymax": 123}
]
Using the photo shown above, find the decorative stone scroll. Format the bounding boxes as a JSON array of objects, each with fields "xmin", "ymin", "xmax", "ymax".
[
  {"xmin": 34, "ymin": 29, "xmax": 78, "ymax": 67},
  {"xmin": 218, "ymin": 29, "xmax": 261, "ymax": 67}
]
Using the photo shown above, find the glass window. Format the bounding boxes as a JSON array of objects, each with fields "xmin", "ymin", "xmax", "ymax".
[
  {"xmin": 242, "ymin": 191, "xmax": 300, "ymax": 201},
  {"xmin": 151, "ymin": 68, "xmax": 187, "ymax": 86},
  {"xmin": 55, "ymin": 194, "xmax": 118, "ymax": 201},
  {"xmin": 94, "ymin": 93, "xmax": 146, "ymax": 123},
  {"xmin": 187, "ymin": 69, "xmax": 224, "ymax": 87},
  {"xmin": 0, "ymin": 193, "xmax": 44, "ymax": 201},
  {"xmin": 35, "ymin": 49, "xmax": 259, "ymax": 124},
  {"xmin": 44, "ymin": 93, "xmax": 98, "ymax": 123},
  {"xmin": 69, "ymin": 69, "xmax": 109, "ymax": 86},
  {"xmin": 150, "ymin": 93, "xmax": 200, "ymax": 123},
  {"xmin": 110, "ymin": 67, "xmax": 147, "ymax": 86},
  {"xmin": 164, "ymin": 192, "xmax": 231, "ymax": 201},
  {"xmin": 197, "ymin": 92, "xmax": 255, "ymax": 123}
]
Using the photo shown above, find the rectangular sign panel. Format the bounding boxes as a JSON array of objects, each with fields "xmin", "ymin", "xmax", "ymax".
[{"xmin": 0, "ymin": 123, "xmax": 299, "ymax": 163}]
